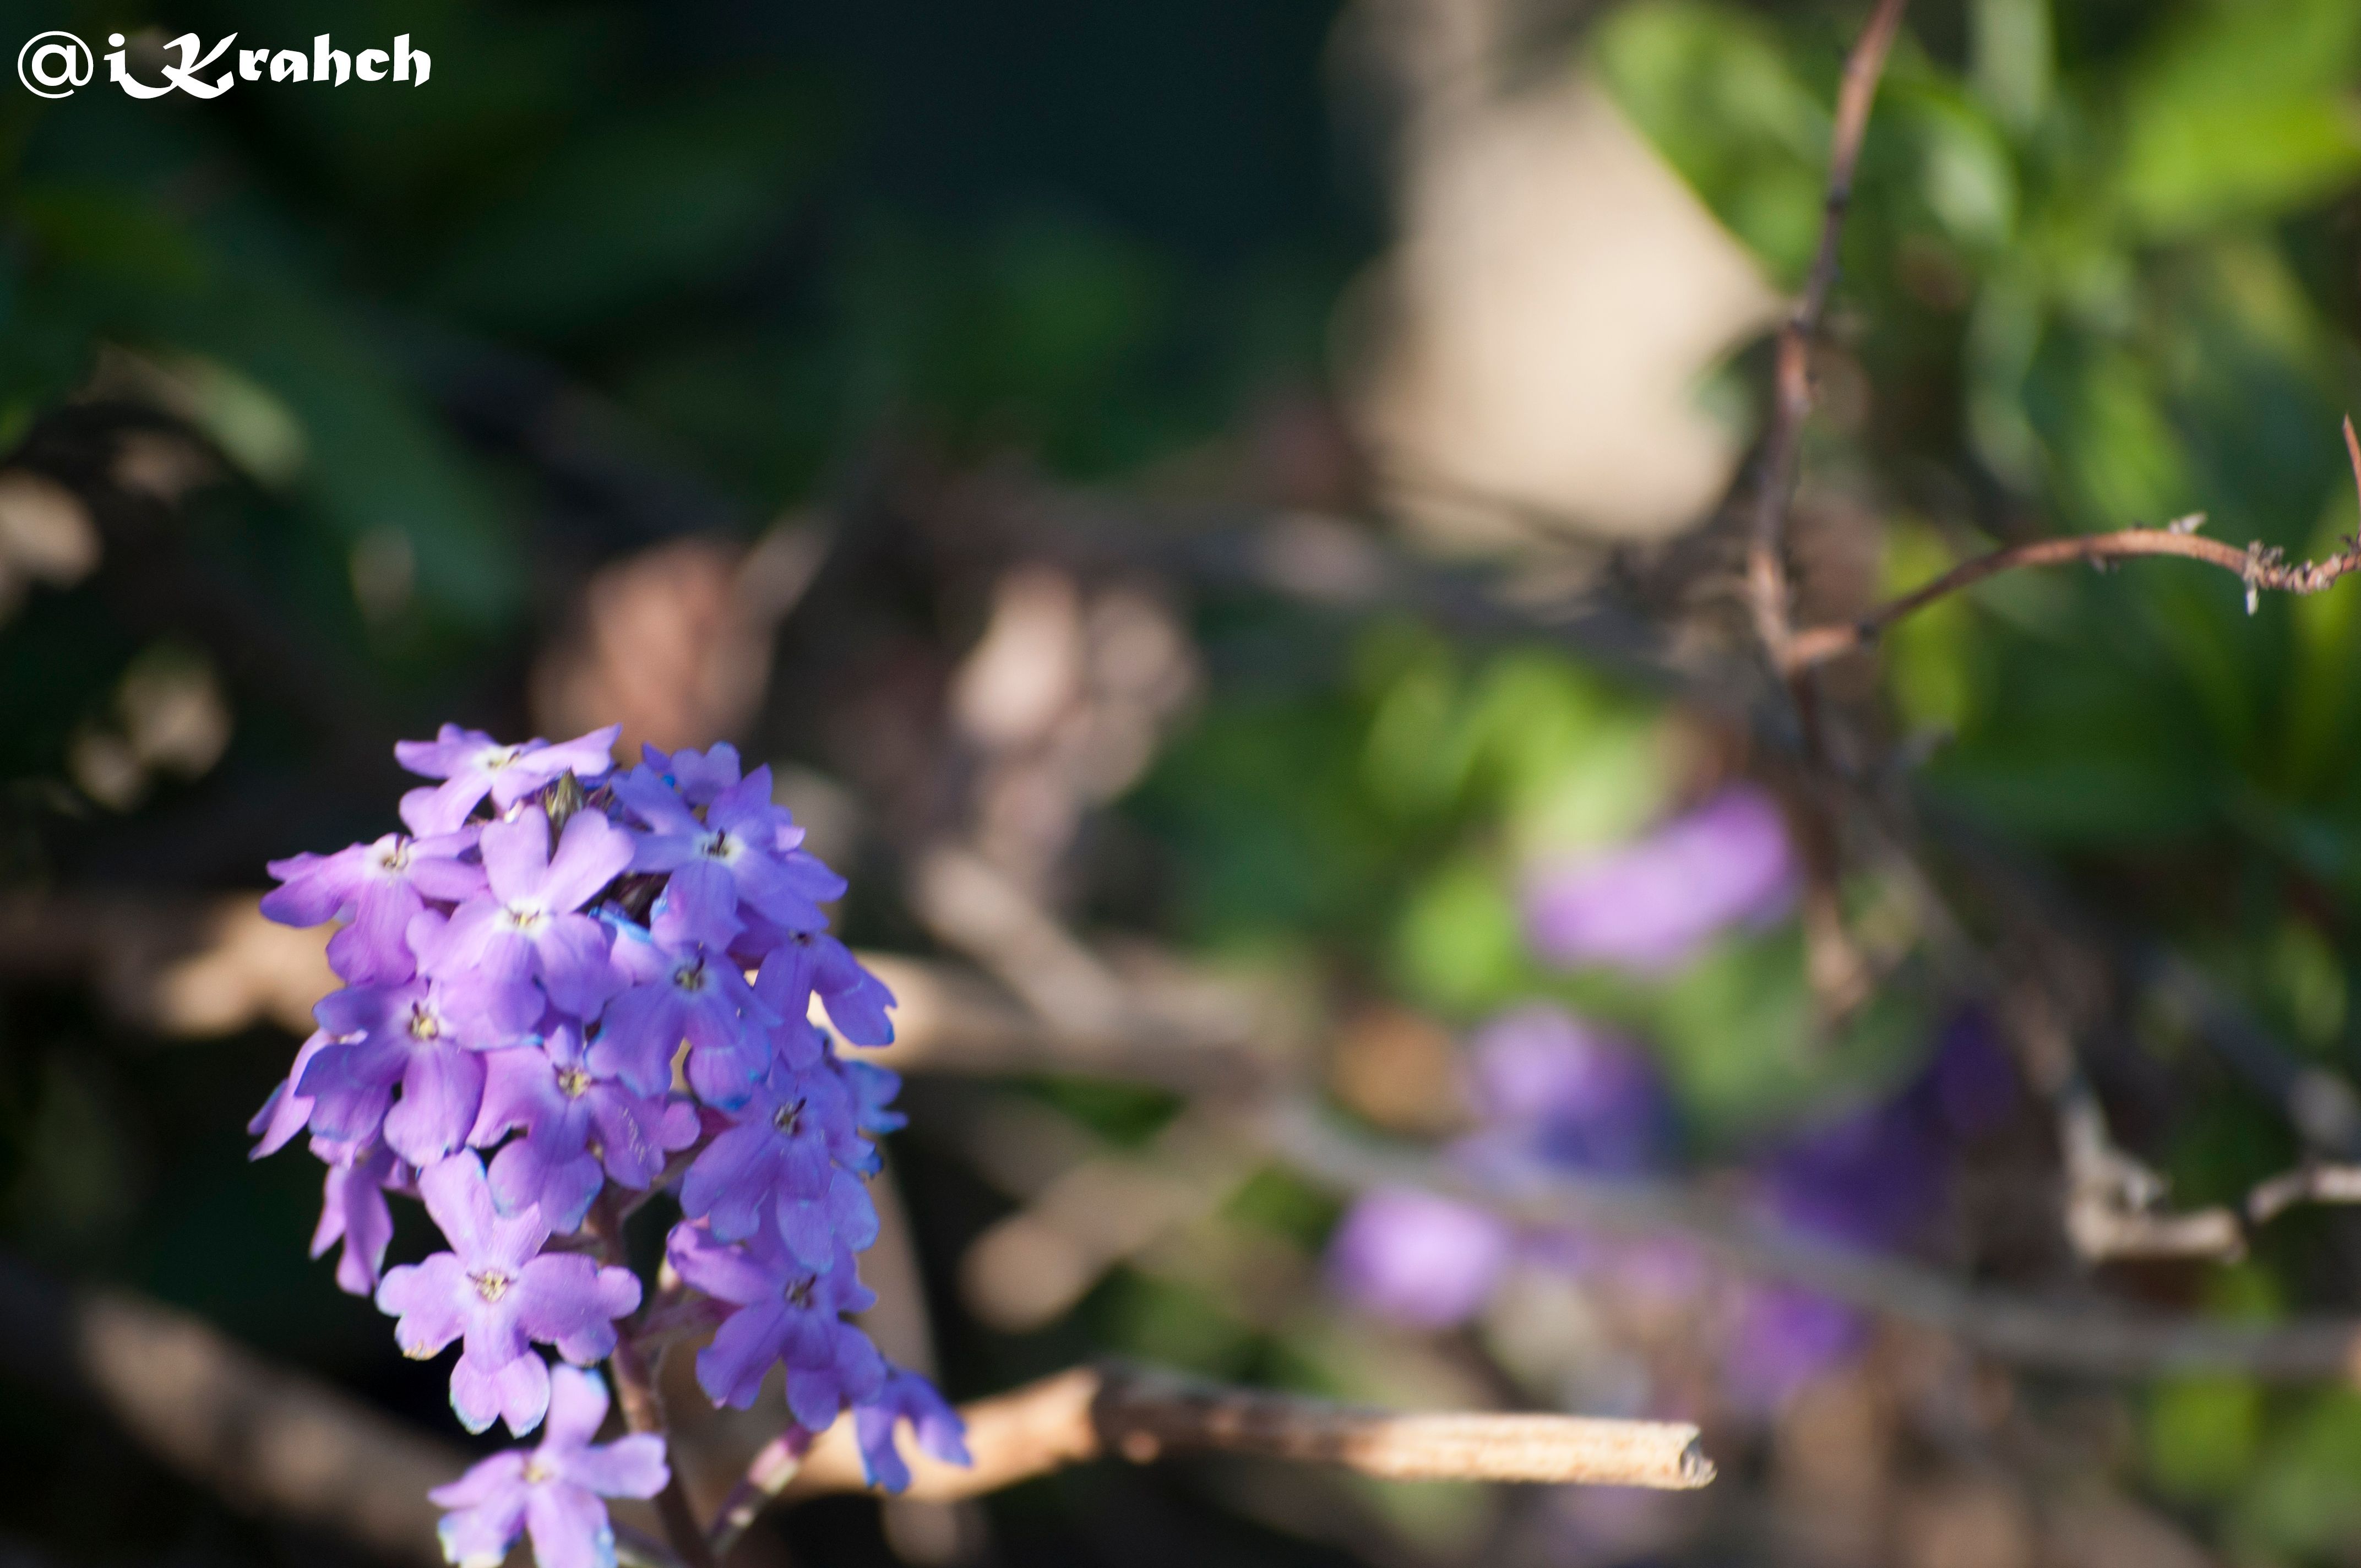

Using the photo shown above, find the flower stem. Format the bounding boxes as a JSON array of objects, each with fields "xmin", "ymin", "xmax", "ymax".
[{"xmin": 590, "ymin": 1193, "xmax": 717, "ymax": 1568}]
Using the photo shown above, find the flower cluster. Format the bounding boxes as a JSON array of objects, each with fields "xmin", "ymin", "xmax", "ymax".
[{"xmin": 251, "ymin": 725, "xmax": 966, "ymax": 1566}]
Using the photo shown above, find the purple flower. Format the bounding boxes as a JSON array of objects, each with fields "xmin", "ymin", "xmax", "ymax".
[
  {"xmin": 1761, "ymin": 1097, "xmax": 1943, "ymax": 1253},
  {"xmin": 430, "ymin": 1365, "xmax": 668, "ymax": 1568},
  {"xmin": 591, "ymin": 934, "xmax": 775, "ymax": 1107},
  {"xmin": 263, "ymin": 829, "xmax": 487, "ymax": 985},
  {"xmin": 1325, "ymin": 1186, "xmax": 1513, "ymax": 1329},
  {"xmin": 1461, "ymin": 1005, "xmax": 1668, "ymax": 1175},
  {"xmin": 395, "ymin": 723, "xmax": 620, "ymax": 836},
  {"xmin": 425, "ymin": 807, "xmax": 633, "ymax": 1036},
  {"xmin": 376, "ymin": 1153, "xmax": 643, "ymax": 1435},
  {"xmin": 1723, "ymin": 1284, "xmax": 1867, "ymax": 1412},
  {"xmin": 302, "ymin": 983, "xmax": 488, "ymax": 1167},
  {"xmin": 616, "ymin": 762, "xmax": 845, "ymax": 938},
  {"xmin": 750, "ymin": 932, "xmax": 896, "ymax": 1047},
  {"xmin": 1523, "ymin": 785, "xmax": 1797, "ymax": 974},
  {"xmin": 312, "ymin": 1140, "xmax": 404, "ymax": 1296},
  {"xmin": 855, "ymin": 1368, "xmax": 970, "ymax": 1494},
  {"xmin": 678, "ymin": 1057, "xmax": 873, "ymax": 1268},
  {"xmin": 667, "ymin": 1224, "xmax": 884, "ymax": 1424},
  {"xmin": 471, "ymin": 1025, "xmax": 701, "ymax": 1232}
]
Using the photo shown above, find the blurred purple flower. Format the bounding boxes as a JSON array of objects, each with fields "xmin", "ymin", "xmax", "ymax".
[
  {"xmin": 1326, "ymin": 1186, "xmax": 1513, "ymax": 1329},
  {"xmin": 1462, "ymin": 1005, "xmax": 1669, "ymax": 1174},
  {"xmin": 395, "ymin": 723, "xmax": 619, "ymax": 836},
  {"xmin": 1723, "ymin": 1284, "xmax": 1868, "ymax": 1413},
  {"xmin": 1524, "ymin": 786, "xmax": 1797, "ymax": 974},
  {"xmin": 431, "ymin": 1365, "xmax": 668, "ymax": 1568}
]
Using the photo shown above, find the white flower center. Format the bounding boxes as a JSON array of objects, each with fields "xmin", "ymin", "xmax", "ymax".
[{"xmin": 471, "ymin": 1268, "xmax": 513, "ymax": 1302}]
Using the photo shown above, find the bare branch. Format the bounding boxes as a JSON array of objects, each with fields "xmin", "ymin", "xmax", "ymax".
[
  {"xmin": 710, "ymin": 1364, "xmax": 1710, "ymax": 1554},
  {"xmin": 1747, "ymin": 0, "xmax": 1913, "ymax": 662},
  {"xmin": 2249, "ymin": 1163, "xmax": 2361, "ymax": 1223},
  {"xmin": 1785, "ymin": 515, "xmax": 2361, "ymax": 669}
]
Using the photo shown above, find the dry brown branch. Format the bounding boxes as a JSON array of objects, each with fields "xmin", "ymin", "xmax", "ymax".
[
  {"xmin": 2056, "ymin": 1085, "xmax": 2245, "ymax": 1262},
  {"xmin": 710, "ymin": 1363, "xmax": 1710, "ymax": 1558},
  {"xmin": 1785, "ymin": 508, "xmax": 2361, "ymax": 669},
  {"xmin": 1745, "ymin": 0, "xmax": 1912, "ymax": 662},
  {"xmin": 1261, "ymin": 1101, "xmax": 2361, "ymax": 1380},
  {"xmin": 2249, "ymin": 1163, "xmax": 2361, "ymax": 1223},
  {"xmin": 0, "ymin": 1254, "xmax": 464, "ymax": 1565}
]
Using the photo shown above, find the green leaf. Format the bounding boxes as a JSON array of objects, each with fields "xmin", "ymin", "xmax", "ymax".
[{"xmin": 2117, "ymin": 0, "xmax": 2361, "ymax": 237}]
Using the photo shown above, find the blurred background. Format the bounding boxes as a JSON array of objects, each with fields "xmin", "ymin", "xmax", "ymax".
[{"xmin": 9, "ymin": 0, "xmax": 2361, "ymax": 1564}]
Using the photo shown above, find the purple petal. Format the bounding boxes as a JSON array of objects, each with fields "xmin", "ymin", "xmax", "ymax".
[
  {"xmin": 651, "ymin": 859, "xmax": 742, "ymax": 950},
  {"xmin": 480, "ymin": 809, "xmax": 553, "ymax": 904},
  {"xmin": 557, "ymin": 1433, "xmax": 669, "ymax": 1500},
  {"xmin": 590, "ymin": 982, "xmax": 686, "ymax": 1097},
  {"xmin": 666, "ymin": 1223, "xmax": 787, "ymax": 1306},
  {"xmin": 453, "ymin": 1342, "xmax": 552, "ymax": 1436},
  {"xmin": 540, "ymin": 1363, "xmax": 614, "ymax": 1453},
  {"xmin": 512, "ymin": 1254, "xmax": 641, "ymax": 1364},
  {"xmin": 523, "ymin": 1482, "xmax": 614, "ymax": 1568},
  {"xmin": 376, "ymin": 1253, "xmax": 472, "ymax": 1359},
  {"xmin": 260, "ymin": 844, "xmax": 367, "ymax": 928},
  {"xmin": 417, "ymin": 1151, "xmax": 503, "ymax": 1257},
  {"xmin": 489, "ymin": 1136, "xmax": 603, "ymax": 1233},
  {"xmin": 327, "ymin": 876, "xmax": 425, "ymax": 986},
  {"xmin": 697, "ymin": 1298, "xmax": 788, "ymax": 1409},
  {"xmin": 384, "ymin": 1043, "xmax": 487, "ymax": 1168},
  {"xmin": 432, "ymin": 1455, "xmax": 530, "ymax": 1565},
  {"xmin": 533, "ymin": 914, "xmax": 619, "ymax": 1017},
  {"xmin": 540, "ymin": 809, "xmax": 634, "ymax": 913}
]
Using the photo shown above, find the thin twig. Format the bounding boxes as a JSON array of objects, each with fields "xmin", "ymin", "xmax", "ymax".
[
  {"xmin": 1786, "ymin": 508, "xmax": 2361, "ymax": 668},
  {"xmin": 1745, "ymin": 0, "xmax": 1913, "ymax": 663}
]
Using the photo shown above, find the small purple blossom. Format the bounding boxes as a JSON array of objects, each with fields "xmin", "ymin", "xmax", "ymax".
[
  {"xmin": 752, "ymin": 931, "xmax": 896, "ymax": 1047},
  {"xmin": 1326, "ymin": 1186, "xmax": 1513, "ymax": 1329},
  {"xmin": 471, "ymin": 1024, "xmax": 700, "ymax": 1232},
  {"xmin": 591, "ymin": 935, "xmax": 775, "ymax": 1106},
  {"xmin": 426, "ymin": 806, "xmax": 632, "ymax": 1035},
  {"xmin": 856, "ymin": 1368, "xmax": 972, "ymax": 1493},
  {"xmin": 312, "ymin": 1140, "xmax": 404, "ymax": 1296},
  {"xmin": 263, "ymin": 829, "xmax": 486, "ymax": 984},
  {"xmin": 679, "ymin": 1057, "xmax": 873, "ymax": 1268},
  {"xmin": 1524, "ymin": 785, "xmax": 1797, "ymax": 974},
  {"xmin": 616, "ymin": 761, "xmax": 844, "ymax": 937},
  {"xmin": 376, "ymin": 1153, "xmax": 642, "ymax": 1435},
  {"xmin": 431, "ymin": 1365, "xmax": 668, "ymax": 1568},
  {"xmin": 303, "ymin": 982, "xmax": 488, "ymax": 1168},
  {"xmin": 395, "ymin": 723, "xmax": 619, "ymax": 836},
  {"xmin": 668, "ymin": 1224, "xmax": 885, "ymax": 1425}
]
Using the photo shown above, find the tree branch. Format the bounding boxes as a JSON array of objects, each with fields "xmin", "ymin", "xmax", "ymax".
[
  {"xmin": 709, "ymin": 1364, "xmax": 1710, "ymax": 1558},
  {"xmin": 1785, "ymin": 509, "xmax": 2361, "ymax": 669},
  {"xmin": 1746, "ymin": 0, "xmax": 1913, "ymax": 664}
]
